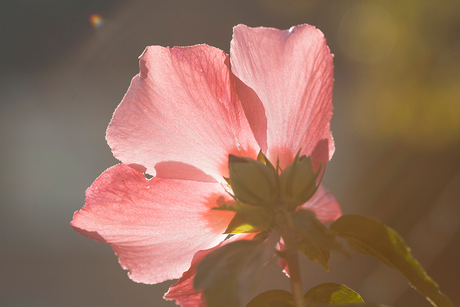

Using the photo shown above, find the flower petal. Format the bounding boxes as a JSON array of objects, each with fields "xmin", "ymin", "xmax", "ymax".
[
  {"xmin": 276, "ymin": 239, "xmax": 290, "ymax": 277},
  {"xmin": 163, "ymin": 245, "xmax": 215, "ymax": 307},
  {"xmin": 300, "ymin": 184, "xmax": 342, "ymax": 224},
  {"xmin": 71, "ymin": 164, "xmax": 235, "ymax": 284},
  {"xmin": 230, "ymin": 24, "xmax": 335, "ymax": 169},
  {"xmin": 107, "ymin": 44, "xmax": 259, "ymax": 180}
]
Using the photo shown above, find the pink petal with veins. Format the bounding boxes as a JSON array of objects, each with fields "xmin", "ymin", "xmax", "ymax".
[
  {"xmin": 230, "ymin": 24, "xmax": 335, "ymax": 170},
  {"xmin": 107, "ymin": 44, "xmax": 259, "ymax": 180},
  {"xmin": 300, "ymin": 184, "xmax": 342, "ymax": 224},
  {"xmin": 164, "ymin": 243, "xmax": 220, "ymax": 307},
  {"xmin": 71, "ymin": 164, "xmax": 235, "ymax": 284}
]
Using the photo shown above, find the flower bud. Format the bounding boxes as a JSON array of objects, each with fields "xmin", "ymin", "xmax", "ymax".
[
  {"xmin": 279, "ymin": 155, "xmax": 320, "ymax": 211},
  {"xmin": 228, "ymin": 155, "xmax": 277, "ymax": 207}
]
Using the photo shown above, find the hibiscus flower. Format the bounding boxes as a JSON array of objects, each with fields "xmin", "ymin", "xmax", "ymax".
[{"xmin": 71, "ymin": 24, "xmax": 341, "ymax": 306}]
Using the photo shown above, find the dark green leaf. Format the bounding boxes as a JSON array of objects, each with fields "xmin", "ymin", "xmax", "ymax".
[
  {"xmin": 292, "ymin": 210, "xmax": 345, "ymax": 270},
  {"xmin": 304, "ymin": 283, "xmax": 364, "ymax": 305},
  {"xmin": 252, "ymin": 231, "xmax": 270, "ymax": 243},
  {"xmin": 194, "ymin": 233, "xmax": 278, "ymax": 307},
  {"xmin": 299, "ymin": 238, "xmax": 331, "ymax": 271},
  {"xmin": 246, "ymin": 290, "xmax": 294, "ymax": 307},
  {"xmin": 330, "ymin": 214, "xmax": 453, "ymax": 307},
  {"xmin": 313, "ymin": 304, "xmax": 392, "ymax": 307}
]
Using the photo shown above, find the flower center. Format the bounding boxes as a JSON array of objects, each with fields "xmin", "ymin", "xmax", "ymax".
[{"xmin": 215, "ymin": 151, "xmax": 322, "ymax": 234}]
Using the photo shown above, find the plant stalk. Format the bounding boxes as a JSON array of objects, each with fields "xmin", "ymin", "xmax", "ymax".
[
  {"xmin": 285, "ymin": 246, "xmax": 305, "ymax": 307},
  {"xmin": 276, "ymin": 211, "xmax": 306, "ymax": 307}
]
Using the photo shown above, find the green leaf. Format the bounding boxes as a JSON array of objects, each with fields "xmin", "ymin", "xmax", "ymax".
[
  {"xmin": 330, "ymin": 214, "xmax": 453, "ymax": 307},
  {"xmin": 224, "ymin": 211, "xmax": 272, "ymax": 234},
  {"xmin": 313, "ymin": 304, "xmax": 392, "ymax": 307},
  {"xmin": 246, "ymin": 290, "xmax": 294, "ymax": 307},
  {"xmin": 298, "ymin": 238, "xmax": 331, "ymax": 271},
  {"xmin": 194, "ymin": 233, "xmax": 278, "ymax": 307},
  {"xmin": 292, "ymin": 210, "xmax": 345, "ymax": 270},
  {"xmin": 214, "ymin": 202, "xmax": 274, "ymax": 233},
  {"xmin": 304, "ymin": 283, "xmax": 364, "ymax": 305},
  {"xmin": 224, "ymin": 212, "xmax": 261, "ymax": 233}
]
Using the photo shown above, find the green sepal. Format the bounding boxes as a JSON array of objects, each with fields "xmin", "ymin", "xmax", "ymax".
[
  {"xmin": 330, "ymin": 214, "xmax": 453, "ymax": 307},
  {"xmin": 214, "ymin": 202, "xmax": 274, "ymax": 234},
  {"xmin": 304, "ymin": 283, "xmax": 364, "ymax": 306},
  {"xmin": 252, "ymin": 231, "xmax": 270, "ymax": 243},
  {"xmin": 224, "ymin": 212, "xmax": 260, "ymax": 233},
  {"xmin": 228, "ymin": 154, "xmax": 278, "ymax": 207},
  {"xmin": 292, "ymin": 210, "xmax": 346, "ymax": 271},
  {"xmin": 279, "ymin": 151, "xmax": 321, "ymax": 211},
  {"xmin": 194, "ymin": 232, "xmax": 279, "ymax": 307},
  {"xmin": 246, "ymin": 289, "xmax": 294, "ymax": 307},
  {"xmin": 257, "ymin": 150, "xmax": 277, "ymax": 175}
]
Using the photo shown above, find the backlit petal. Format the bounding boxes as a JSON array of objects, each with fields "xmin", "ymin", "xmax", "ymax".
[
  {"xmin": 231, "ymin": 24, "xmax": 335, "ymax": 170},
  {"xmin": 277, "ymin": 239, "xmax": 289, "ymax": 277},
  {"xmin": 300, "ymin": 184, "xmax": 342, "ymax": 224},
  {"xmin": 107, "ymin": 44, "xmax": 259, "ymax": 180},
  {"xmin": 164, "ymin": 245, "xmax": 215, "ymax": 307},
  {"xmin": 71, "ymin": 164, "xmax": 234, "ymax": 284}
]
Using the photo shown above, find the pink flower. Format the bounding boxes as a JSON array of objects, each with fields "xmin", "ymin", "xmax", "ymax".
[{"xmin": 71, "ymin": 24, "xmax": 341, "ymax": 306}]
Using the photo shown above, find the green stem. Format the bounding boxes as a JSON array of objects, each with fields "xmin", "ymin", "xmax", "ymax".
[
  {"xmin": 276, "ymin": 211, "xmax": 306, "ymax": 307},
  {"xmin": 285, "ymin": 246, "xmax": 305, "ymax": 307}
]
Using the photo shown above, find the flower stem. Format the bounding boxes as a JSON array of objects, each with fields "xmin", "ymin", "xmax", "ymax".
[
  {"xmin": 285, "ymin": 245, "xmax": 305, "ymax": 307},
  {"xmin": 276, "ymin": 211, "xmax": 306, "ymax": 307}
]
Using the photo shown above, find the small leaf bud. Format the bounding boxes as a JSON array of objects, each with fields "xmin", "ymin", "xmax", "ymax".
[
  {"xmin": 279, "ymin": 155, "xmax": 320, "ymax": 211},
  {"xmin": 228, "ymin": 155, "xmax": 277, "ymax": 207}
]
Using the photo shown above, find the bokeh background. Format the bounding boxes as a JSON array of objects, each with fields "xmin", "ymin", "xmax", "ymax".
[{"xmin": 1, "ymin": 0, "xmax": 459, "ymax": 306}]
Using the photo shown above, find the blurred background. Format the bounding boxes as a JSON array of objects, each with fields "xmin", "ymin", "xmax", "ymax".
[{"xmin": 1, "ymin": 0, "xmax": 459, "ymax": 306}]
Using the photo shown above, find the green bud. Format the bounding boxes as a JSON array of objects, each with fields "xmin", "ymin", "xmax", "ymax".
[
  {"xmin": 279, "ymin": 155, "xmax": 320, "ymax": 211},
  {"xmin": 228, "ymin": 155, "xmax": 277, "ymax": 207}
]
